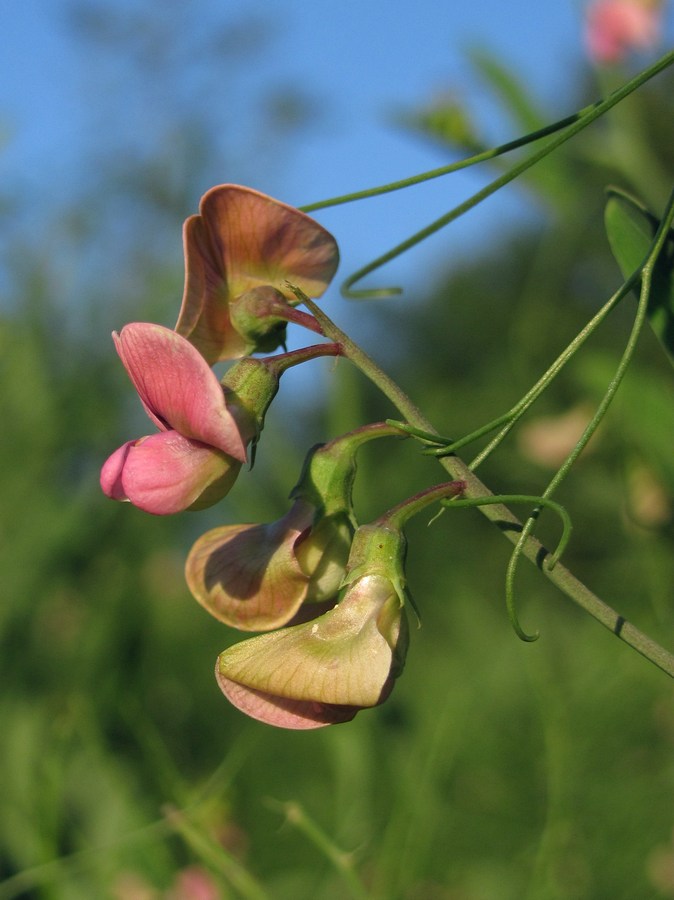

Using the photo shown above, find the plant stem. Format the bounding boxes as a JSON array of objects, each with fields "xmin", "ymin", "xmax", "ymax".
[
  {"xmin": 268, "ymin": 800, "xmax": 370, "ymax": 900},
  {"xmin": 301, "ymin": 51, "xmax": 674, "ymax": 215},
  {"xmin": 303, "ymin": 298, "xmax": 674, "ymax": 679},
  {"xmin": 163, "ymin": 805, "xmax": 269, "ymax": 900},
  {"xmin": 333, "ymin": 50, "xmax": 674, "ymax": 298}
]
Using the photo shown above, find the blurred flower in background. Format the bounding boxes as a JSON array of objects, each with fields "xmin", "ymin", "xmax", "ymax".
[{"xmin": 585, "ymin": 0, "xmax": 664, "ymax": 63}]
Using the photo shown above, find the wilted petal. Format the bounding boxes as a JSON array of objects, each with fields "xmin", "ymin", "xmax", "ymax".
[
  {"xmin": 186, "ymin": 504, "xmax": 313, "ymax": 631},
  {"xmin": 117, "ymin": 431, "xmax": 241, "ymax": 515},
  {"xmin": 216, "ymin": 574, "xmax": 408, "ymax": 729},
  {"xmin": 176, "ymin": 184, "xmax": 339, "ymax": 363},
  {"xmin": 113, "ymin": 322, "xmax": 248, "ymax": 461}
]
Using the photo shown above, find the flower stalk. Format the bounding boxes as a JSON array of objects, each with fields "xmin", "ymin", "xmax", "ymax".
[{"xmin": 300, "ymin": 296, "xmax": 674, "ymax": 678}]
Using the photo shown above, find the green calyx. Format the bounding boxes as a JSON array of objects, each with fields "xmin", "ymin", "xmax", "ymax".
[
  {"xmin": 220, "ymin": 357, "xmax": 281, "ymax": 439},
  {"xmin": 229, "ymin": 286, "xmax": 289, "ymax": 355},
  {"xmin": 340, "ymin": 522, "xmax": 408, "ymax": 609},
  {"xmin": 291, "ymin": 422, "xmax": 406, "ymax": 520}
]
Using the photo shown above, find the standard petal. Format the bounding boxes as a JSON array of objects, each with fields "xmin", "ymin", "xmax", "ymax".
[
  {"xmin": 113, "ymin": 323, "xmax": 248, "ymax": 461},
  {"xmin": 198, "ymin": 184, "xmax": 339, "ymax": 299},
  {"xmin": 185, "ymin": 505, "xmax": 313, "ymax": 631},
  {"xmin": 175, "ymin": 185, "xmax": 339, "ymax": 363},
  {"xmin": 119, "ymin": 431, "xmax": 240, "ymax": 515},
  {"xmin": 176, "ymin": 214, "xmax": 251, "ymax": 363}
]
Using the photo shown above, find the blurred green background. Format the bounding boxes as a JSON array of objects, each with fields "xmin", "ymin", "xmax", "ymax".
[{"xmin": 3, "ymin": 3, "xmax": 674, "ymax": 898}]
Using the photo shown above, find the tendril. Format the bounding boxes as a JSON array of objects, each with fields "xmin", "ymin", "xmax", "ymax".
[
  {"xmin": 440, "ymin": 494, "xmax": 573, "ymax": 641},
  {"xmin": 332, "ymin": 51, "xmax": 674, "ymax": 300}
]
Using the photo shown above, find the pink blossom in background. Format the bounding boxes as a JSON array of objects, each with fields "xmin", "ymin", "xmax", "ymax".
[
  {"xmin": 168, "ymin": 866, "xmax": 222, "ymax": 900},
  {"xmin": 585, "ymin": 0, "xmax": 662, "ymax": 63}
]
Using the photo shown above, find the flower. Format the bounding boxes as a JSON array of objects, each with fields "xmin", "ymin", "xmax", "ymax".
[
  {"xmin": 100, "ymin": 323, "xmax": 271, "ymax": 515},
  {"xmin": 175, "ymin": 184, "xmax": 339, "ymax": 363},
  {"xmin": 185, "ymin": 499, "xmax": 352, "ymax": 631},
  {"xmin": 215, "ymin": 522, "xmax": 410, "ymax": 729},
  {"xmin": 585, "ymin": 0, "xmax": 662, "ymax": 64},
  {"xmin": 185, "ymin": 425, "xmax": 403, "ymax": 631},
  {"xmin": 217, "ymin": 572, "xmax": 408, "ymax": 730}
]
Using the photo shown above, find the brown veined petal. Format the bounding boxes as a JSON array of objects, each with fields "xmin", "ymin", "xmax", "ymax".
[
  {"xmin": 185, "ymin": 504, "xmax": 314, "ymax": 631},
  {"xmin": 176, "ymin": 185, "xmax": 339, "ymax": 363}
]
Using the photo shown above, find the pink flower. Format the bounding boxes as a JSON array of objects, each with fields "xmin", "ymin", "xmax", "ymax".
[
  {"xmin": 100, "ymin": 323, "xmax": 254, "ymax": 515},
  {"xmin": 585, "ymin": 0, "xmax": 662, "ymax": 63},
  {"xmin": 175, "ymin": 184, "xmax": 339, "ymax": 363}
]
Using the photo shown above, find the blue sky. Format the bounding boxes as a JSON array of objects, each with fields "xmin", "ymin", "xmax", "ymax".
[{"xmin": 2, "ymin": 0, "xmax": 671, "ymax": 303}]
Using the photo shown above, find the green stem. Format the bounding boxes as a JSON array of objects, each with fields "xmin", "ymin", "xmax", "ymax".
[
  {"xmin": 333, "ymin": 50, "xmax": 674, "ymax": 299},
  {"xmin": 300, "ymin": 113, "xmax": 583, "ymax": 214},
  {"xmin": 503, "ymin": 188, "xmax": 674, "ymax": 633},
  {"xmin": 300, "ymin": 51, "xmax": 674, "ymax": 215},
  {"xmin": 441, "ymin": 494, "xmax": 572, "ymax": 570},
  {"xmin": 387, "ymin": 275, "xmax": 637, "ymax": 466},
  {"xmin": 266, "ymin": 341, "xmax": 342, "ymax": 375},
  {"xmin": 302, "ymin": 297, "xmax": 674, "ymax": 679},
  {"xmin": 267, "ymin": 800, "xmax": 369, "ymax": 900},
  {"xmin": 163, "ymin": 805, "xmax": 269, "ymax": 900},
  {"xmin": 378, "ymin": 480, "xmax": 466, "ymax": 531},
  {"xmin": 466, "ymin": 275, "xmax": 638, "ymax": 469}
]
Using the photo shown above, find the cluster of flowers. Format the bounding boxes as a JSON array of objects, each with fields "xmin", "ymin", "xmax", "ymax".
[{"xmin": 102, "ymin": 185, "xmax": 462, "ymax": 729}]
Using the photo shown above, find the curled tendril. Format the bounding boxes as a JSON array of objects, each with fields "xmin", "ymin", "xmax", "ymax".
[{"xmin": 440, "ymin": 494, "xmax": 573, "ymax": 642}]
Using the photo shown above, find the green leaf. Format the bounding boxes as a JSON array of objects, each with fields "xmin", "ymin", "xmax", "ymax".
[{"xmin": 605, "ymin": 187, "xmax": 674, "ymax": 367}]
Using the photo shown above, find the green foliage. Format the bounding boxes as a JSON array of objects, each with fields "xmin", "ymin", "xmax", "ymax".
[{"xmin": 605, "ymin": 187, "xmax": 674, "ymax": 367}]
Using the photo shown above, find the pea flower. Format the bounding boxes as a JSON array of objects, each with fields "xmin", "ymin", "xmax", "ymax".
[
  {"xmin": 215, "ymin": 522, "xmax": 411, "ymax": 729},
  {"xmin": 100, "ymin": 323, "xmax": 274, "ymax": 515},
  {"xmin": 585, "ymin": 0, "xmax": 662, "ymax": 63},
  {"xmin": 185, "ymin": 499, "xmax": 351, "ymax": 632},
  {"xmin": 185, "ymin": 424, "xmax": 404, "ymax": 631},
  {"xmin": 175, "ymin": 184, "xmax": 339, "ymax": 363},
  {"xmin": 211, "ymin": 481, "xmax": 465, "ymax": 729}
]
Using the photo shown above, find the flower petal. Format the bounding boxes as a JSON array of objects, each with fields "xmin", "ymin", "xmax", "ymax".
[
  {"xmin": 176, "ymin": 214, "xmax": 251, "ymax": 362},
  {"xmin": 100, "ymin": 440, "xmax": 135, "ymax": 501},
  {"xmin": 217, "ymin": 575, "xmax": 406, "ymax": 709},
  {"xmin": 176, "ymin": 185, "xmax": 339, "ymax": 363},
  {"xmin": 585, "ymin": 0, "xmax": 660, "ymax": 63},
  {"xmin": 114, "ymin": 322, "xmax": 248, "ymax": 461},
  {"xmin": 118, "ymin": 431, "xmax": 241, "ymax": 515},
  {"xmin": 186, "ymin": 505, "xmax": 313, "ymax": 631},
  {"xmin": 215, "ymin": 675, "xmax": 359, "ymax": 730}
]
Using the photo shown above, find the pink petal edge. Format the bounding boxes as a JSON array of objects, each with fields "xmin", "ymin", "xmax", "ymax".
[{"xmin": 216, "ymin": 669, "xmax": 358, "ymax": 730}]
